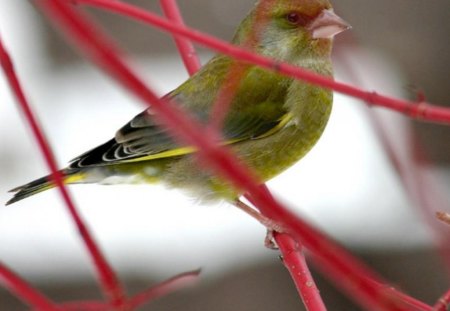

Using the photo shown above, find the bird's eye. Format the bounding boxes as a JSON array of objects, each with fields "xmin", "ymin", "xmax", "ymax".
[{"xmin": 285, "ymin": 12, "xmax": 308, "ymax": 26}]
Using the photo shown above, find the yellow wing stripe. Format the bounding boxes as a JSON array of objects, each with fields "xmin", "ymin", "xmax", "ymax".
[
  {"xmin": 119, "ymin": 113, "xmax": 292, "ymax": 164},
  {"xmin": 65, "ymin": 173, "xmax": 86, "ymax": 184},
  {"xmin": 252, "ymin": 113, "xmax": 293, "ymax": 139},
  {"xmin": 120, "ymin": 146, "xmax": 197, "ymax": 163}
]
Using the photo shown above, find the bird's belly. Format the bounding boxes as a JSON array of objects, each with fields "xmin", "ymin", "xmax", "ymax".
[
  {"xmin": 80, "ymin": 162, "xmax": 168, "ymax": 185},
  {"xmin": 158, "ymin": 123, "xmax": 328, "ymax": 202}
]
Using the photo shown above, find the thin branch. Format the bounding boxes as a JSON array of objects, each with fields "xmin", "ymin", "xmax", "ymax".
[
  {"xmin": 0, "ymin": 262, "xmax": 60, "ymax": 311},
  {"xmin": 127, "ymin": 270, "xmax": 200, "ymax": 309},
  {"xmin": 0, "ymin": 34, "xmax": 126, "ymax": 307},
  {"xmin": 208, "ymin": 62, "xmax": 250, "ymax": 133},
  {"xmin": 370, "ymin": 280, "xmax": 433, "ymax": 311},
  {"xmin": 275, "ymin": 233, "xmax": 327, "ymax": 311},
  {"xmin": 60, "ymin": 270, "xmax": 200, "ymax": 310},
  {"xmin": 207, "ymin": 1, "xmax": 277, "ymax": 132},
  {"xmin": 59, "ymin": 270, "xmax": 200, "ymax": 310},
  {"xmin": 159, "ymin": 0, "xmax": 201, "ymax": 75},
  {"xmin": 434, "ymin": 288, "xmax": 450, "ymax": 311},
  {"xmin": 235, "ymin": 199, "xmax": 326, "ymax": 310},
  {"xmin": 77, "ymin": 0, "xmax": 450, "ymax": 124}
]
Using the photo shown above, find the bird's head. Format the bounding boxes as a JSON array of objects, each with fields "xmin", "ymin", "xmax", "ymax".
[{"xmin": 233, "ymin": 0, "xmax": 350, "ymax": 61}]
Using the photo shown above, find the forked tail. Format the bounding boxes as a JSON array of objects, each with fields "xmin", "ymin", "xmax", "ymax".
[{"xmin": 6, "ymin": 169, "xmax": 82, "ymax": 205}]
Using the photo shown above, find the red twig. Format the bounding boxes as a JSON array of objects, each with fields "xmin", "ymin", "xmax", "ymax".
[
  {"xmin": 159, "ymin": 0, "xmax": 201, "ymax": 75},
  {"xmin": 0, "ymin": 34, "xmax": 126, "ymax": 307},
  {"xmin": 76, "ymin": 0, "xmax": 450, "ymax": 124},
  {"xmin": 207, "ymin": 1, "xmax": 274, "ymax": 132},
  {"xmin": 434, "ymin": 288, "xmax": 450, "ymax": 311},
  {"xmin": 60, "ymin": 270, "xmax": 200, "ymax": 310},
  {"xmin": 32, "ymin": 1, "xmax": 432, "ymax": 309},
  {"xmin": 127, "ymin": 270, "xmax": 200, "ymax": 309},
  {"xmin": 0, "ymin": 262, "xmax": 60, "ymax": 311},
  {"xmin": 370, "ymin": 280, "xmax": 433, "ymax": 311},
  {"xmin": 275, "ymin": 233, "xmax": 327, "ymax": 311},
  {"xmin": 208, "ymin": 63, "xmax": 249, "ymax": 133}
]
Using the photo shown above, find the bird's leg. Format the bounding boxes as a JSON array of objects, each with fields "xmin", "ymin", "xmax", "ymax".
[{"xmin": 233, "ymin": 199, "xmax": 284, "ymax": 249}]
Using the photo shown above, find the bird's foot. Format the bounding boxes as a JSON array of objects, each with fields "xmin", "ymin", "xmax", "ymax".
[
  {"xmin": 264, "ymin": 229, "xmax": 278, "ymax": 249},
  {"xmin": 234, "ymin": 199, "xmax": 284, "ymax": 249}
]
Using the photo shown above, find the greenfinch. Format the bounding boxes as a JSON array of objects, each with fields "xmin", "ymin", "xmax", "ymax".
[{"xmin": 7, "ymin": 0, "xmax": 349, "ymax": 205}]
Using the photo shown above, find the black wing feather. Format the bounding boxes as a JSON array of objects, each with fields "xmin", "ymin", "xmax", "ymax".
[{"xmin": 69, "ymin": 108, "xmax": 288, "ymax": 169}]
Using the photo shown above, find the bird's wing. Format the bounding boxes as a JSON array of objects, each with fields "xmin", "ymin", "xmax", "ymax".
[{"xmin": 69, "ymin": 107, "xmax": 291, "ymax": 168}]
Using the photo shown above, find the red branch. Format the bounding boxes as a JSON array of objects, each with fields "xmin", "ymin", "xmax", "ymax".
[
  {"xmin": 369, "ymin": 280, "xmax": 433, "ymax": 311},
  {"xmin": 275, "ymin": 233, "xmax": 327, "ymax": 311},
  {"xmin": 0, "ymin": 35, "xmax": 126, "ymax": 307},
  {"xmin": 0, "ymin": 262, "xmax": 60, "ymax": 311},
  {"xmin": 159, "ymin": 0, "xmax": 201, "ymax": 75},
  {"xmin": 31, "ymin": 0, "xmax": 434, "ymax": 310},
  {"xmin": 127, "ymin": 270, "xmax": 200, "ymax": 309},
  {"xmin": 434, "ymin": 288, "xmax": 450, "ymax": 311},
  {"xmin": 77, "ymin": 0, "xmax": 450, "ymax": 124},
  {"xmin": 60, "ymin": 270, "xmax": 200, "ymax": 310}
]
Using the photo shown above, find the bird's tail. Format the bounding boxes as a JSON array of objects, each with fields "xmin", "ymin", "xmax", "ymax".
[{"xmin": 6, "ymin": 169, "xmax": 83, "ymax": 205}]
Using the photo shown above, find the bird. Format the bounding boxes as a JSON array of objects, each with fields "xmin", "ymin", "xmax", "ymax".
[{"xmin": 7, "ymin": 0, "xmax": 350, "ymax": 207}]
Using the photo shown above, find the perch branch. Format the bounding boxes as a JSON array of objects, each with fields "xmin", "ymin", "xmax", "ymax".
[{"xmin": 275, "ymin": 233, "xmax": 327, "ymax": 311}]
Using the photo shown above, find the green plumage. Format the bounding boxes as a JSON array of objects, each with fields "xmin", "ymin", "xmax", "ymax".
[{"xmin": 7, "ymin": 0, "xmax": 346, "ymax": 205}]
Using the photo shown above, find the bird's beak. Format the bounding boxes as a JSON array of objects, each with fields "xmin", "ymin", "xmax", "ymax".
[{"xmin": 308, "ymin": 9, "xmax": 351, "ymax": 39}]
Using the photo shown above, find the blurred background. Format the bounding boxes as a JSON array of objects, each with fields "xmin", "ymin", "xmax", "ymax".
[{"xmin": 1, "ymin": 0, "xmax": 449, "ymax": 310}]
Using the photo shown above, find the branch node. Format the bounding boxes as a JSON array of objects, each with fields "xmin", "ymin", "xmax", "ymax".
[{"xmin": 366, "ymin": 91, "xmax": 378, "ymax": 106}]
